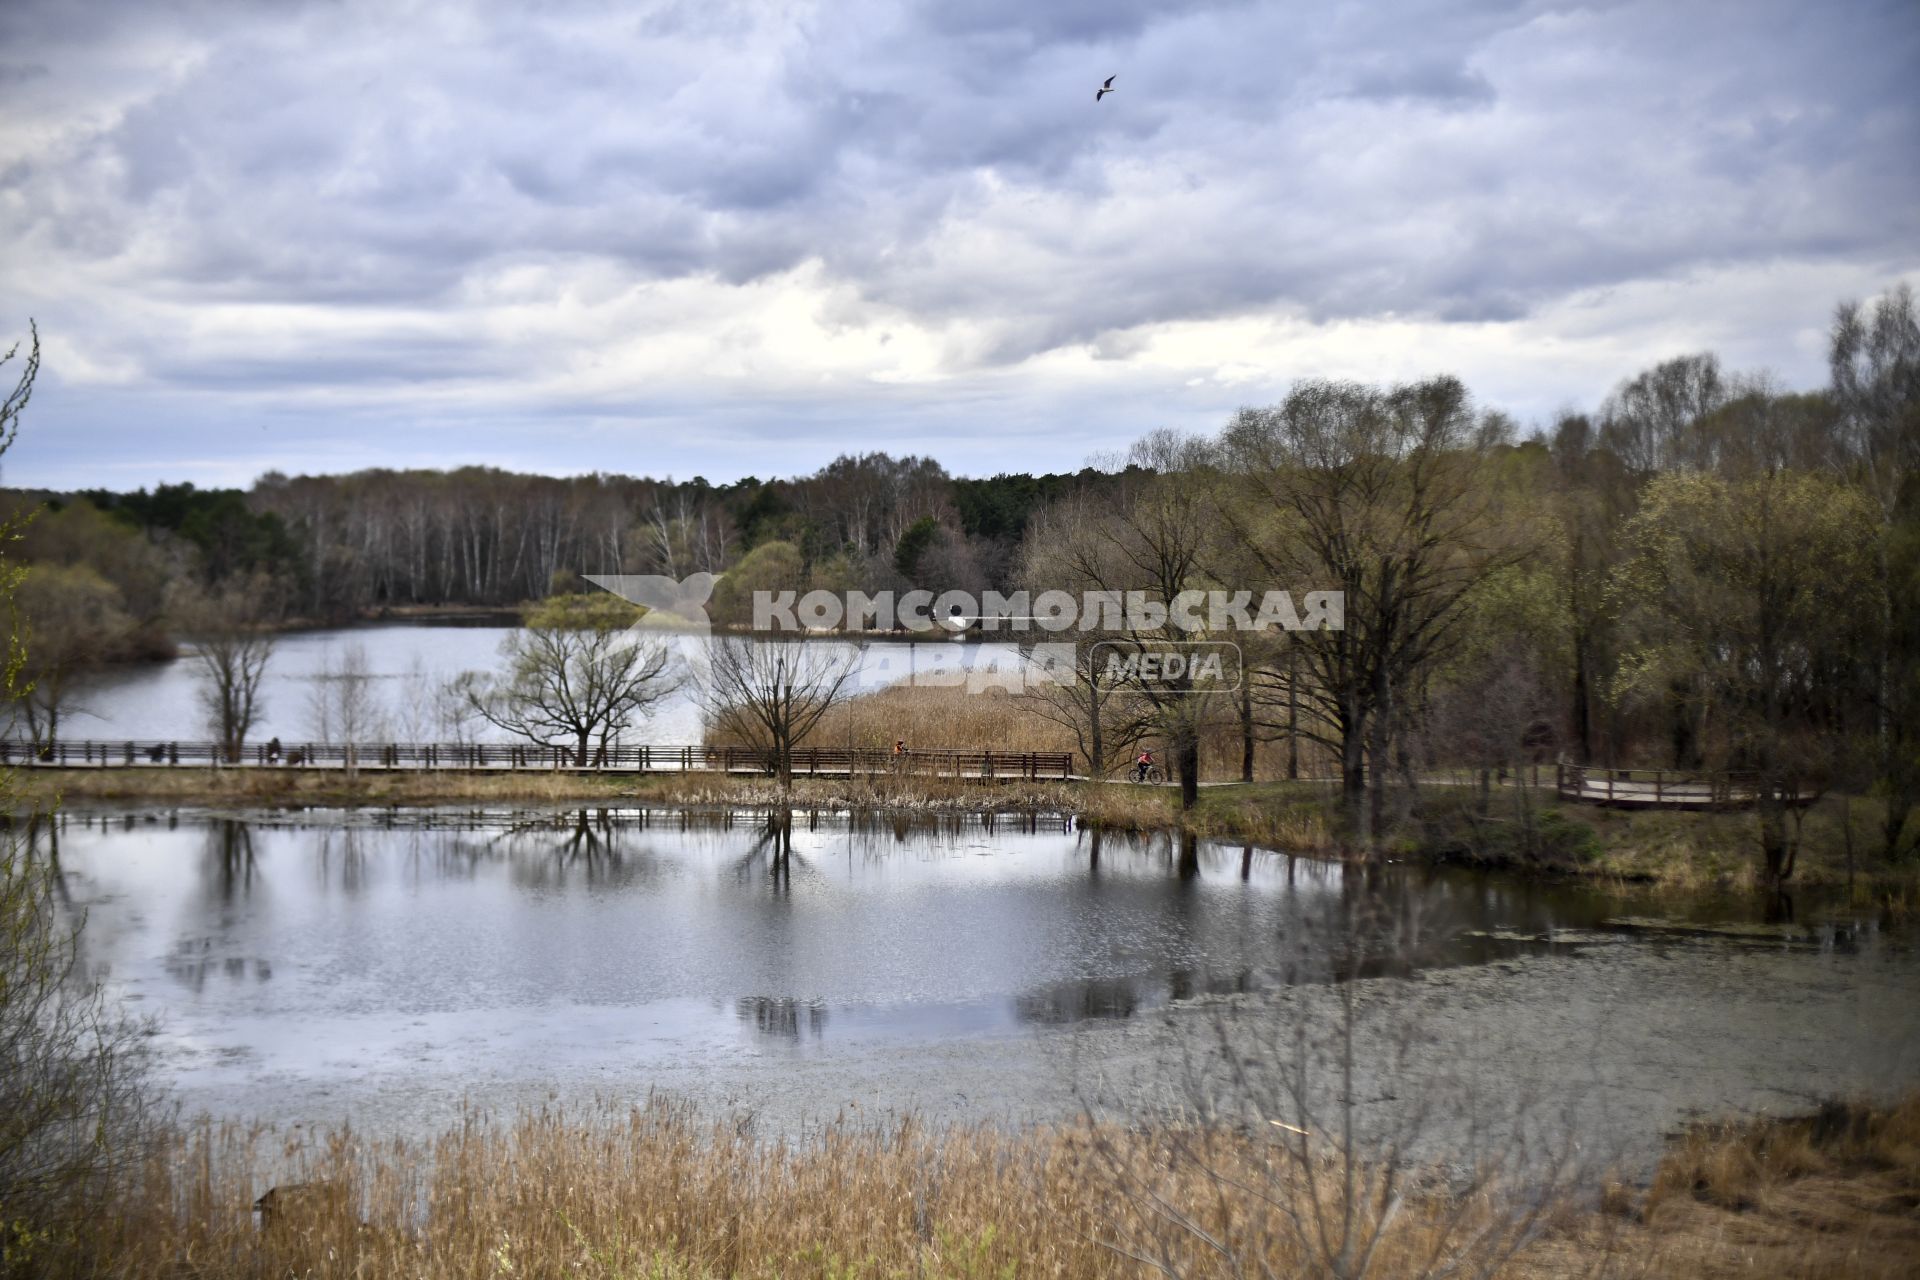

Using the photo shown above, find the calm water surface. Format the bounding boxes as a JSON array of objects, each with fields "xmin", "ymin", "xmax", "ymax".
[
  {"xmin": 61, "ymin": 624, "xmax": 1030, "ymax": 745},
  {"xmin": 37, "ymin": 806, "xmax": 1920, "ymax": 1139}
]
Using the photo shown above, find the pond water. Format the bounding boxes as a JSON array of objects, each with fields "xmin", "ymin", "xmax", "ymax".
[
  {"xmin": 40, "ymin": 806, "xmax": 1920, "ymax": 1152},
  {"xmin": 58, "ymin": 623, "xmax": 1026, "ymax": 745}
]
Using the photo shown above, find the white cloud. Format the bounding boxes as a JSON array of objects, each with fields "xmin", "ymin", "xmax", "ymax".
[{"xmin": 0, "ymin": 0, "xmax": 1914, "ymax": 486}]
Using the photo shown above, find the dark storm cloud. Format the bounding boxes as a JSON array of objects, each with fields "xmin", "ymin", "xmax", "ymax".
[
  {"xmin": 1343, "ymin": 56, "xmax": 1497, "ymax": 108},
  {"xmin": 147, "ymin": 338, "xmax": 499, "ymax": 390},
  {"xmin": 0, "ymin": 0, "xmax": 1915, "ymax": 485},
  {"xmin": 918, "ymin": 0, "xmax": 1246, "ymax": 46}
]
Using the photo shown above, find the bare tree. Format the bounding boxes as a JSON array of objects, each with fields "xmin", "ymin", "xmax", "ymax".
[
  {"xmin": 457, "ymin": 595, "xmax": 675, "ymax": 765},
  {"xmin": 654, "ymin": 492, "xmax": 736, "ymax": 578},
  {"xmin": 0, "ymin": 322, "xmax": 38, "ymax": 692},
  {"xmin": 1018, "ymin": 493, "xmax": 1153, "ymax": 779},
  {"xmin": 1596, "ymin": 352, "xmax": 1729, "ymax": 473},
  {"xmin": 1018, "ymin": 638, "xmax": 1154, "ymax": 779},
  {"xmin": 699, "ymin": 637, "xmax": 862, "ymax": 789},
  {"xmin": 0, "ymin": 319, "xmax": 36, "ymax": 463},
  {"xmin": 392, "ymin": 653, "xmax": 477, "ymax": 747},
  {"xmin": 179, "ymin": 575, "xmax": 280, "ymax": 762},
  {"xmin": 306, "ymin": 641, "xmax": 385, "ymax": 777},
  {"xmin": 1022, "ymin": 435, "xmax": 1232, "ymax": 807}
]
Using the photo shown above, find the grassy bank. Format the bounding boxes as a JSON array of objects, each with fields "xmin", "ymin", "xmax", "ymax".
[
  {"xmin": 15, "ymin": 766, "xmax": 1918, "ymax": 901},
  {"xmin": 1408, "ymin": 784, "xmax": 1920, "ymax": 904},
  {"xmin": 20, "ymin": 1091, "xmax": 1917, "ymax": 1279},
  {"xmin": 1062, "ymin": 778, "xmax": 1920, "ymax": 903},
  {"xmin": 10, "ymin": 767, "xmax": 1094, "ymax": 812}
]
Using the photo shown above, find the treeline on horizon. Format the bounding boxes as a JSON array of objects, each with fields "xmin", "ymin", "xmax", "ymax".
[
  {"xmin": 4, "ymin": 282, "xmax": 1916, "ymax": 867},
  {"xmin": 5, "ymin": 452, "xmax": 1134, "ymax": 622}
]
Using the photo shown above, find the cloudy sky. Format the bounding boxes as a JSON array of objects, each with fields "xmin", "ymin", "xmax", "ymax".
[{"xmin": 1, "ymin": 0, "xmax": 1915, "ymax": 490}]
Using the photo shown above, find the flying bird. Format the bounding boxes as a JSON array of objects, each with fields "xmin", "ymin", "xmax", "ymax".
[{"xmin": 1095, "ymin": 75, "xmax": 1115, "ymax": 102}]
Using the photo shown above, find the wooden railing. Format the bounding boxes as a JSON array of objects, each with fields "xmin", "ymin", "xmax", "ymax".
[
  {"xmin": 1553, "ymin": 763, "xmax": 1803, "ymax": 809},
  {"xmin": 0, "ymin": 739, "xmax": 1076, "ymax": 782}
]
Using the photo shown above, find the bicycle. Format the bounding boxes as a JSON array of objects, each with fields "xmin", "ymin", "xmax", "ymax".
[{"xmin": 1132, "ymin": 763, "xmax": 1166, "ymax": 785}]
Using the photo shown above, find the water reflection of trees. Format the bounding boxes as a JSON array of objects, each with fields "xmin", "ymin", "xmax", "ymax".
[
  {"xmin": 165, "ymin": 818, "xmax": 273, "ymax": 993},
  {"xmin": 179, "ymin": 808, "xmax": 1081, "ymax": 884},
  {"xmin": 15, "ymin": 811, "xmax": 74, "ymax": 911},
  {"xmin": 1013, "ymin": 967, "xmax": 1262, "ymax": 1027},
  {"xmin": 735, "ymin": 995, "xmax": 828, "ymax": 1041},
  {"xmin": 1015, "ymin": 977, "xmax": 1146, "ymax": 1024},
  {"xmin": 1076, "ymin": 827, "xmax": 1316, "ymax": 882},
  {"xmin": 139, "ymin": 806, "xmax": 1636, "ymax": 946},
  {"xmin": 428, "ymin": 809, "xmax": 669, "ymax": 891},
  {"xmin": 201, "ymin": 818, "xmax": 259, "ymax": 905},
  {"xmin": 731, "ymin": 814, "xmax": 797, "ymax": 891},
  {"xmin": 1061, "ymin": 830, "xmax": 1617, "ymax": 985},
  {"xmin": 312, "ymin": 826, "xmax": 370, "ymax": 895}
]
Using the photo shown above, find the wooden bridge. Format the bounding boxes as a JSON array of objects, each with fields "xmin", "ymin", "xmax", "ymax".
[
  {"xmin": 0, "ymin": 739, "xmax": 1076, "ymax": 782},
  {"xmin": 1554, "ymin": 763, "xmax": 1809, "ymax": 811}
]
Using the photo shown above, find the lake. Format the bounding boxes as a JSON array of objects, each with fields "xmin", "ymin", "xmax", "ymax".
[
  {"xmin": 59, "ymin": 623, "xmax": 1028, "ymax": 745},
  {"xmin": 40, "ymin": 805, "xmax": 1920, "ymax": 1160}
]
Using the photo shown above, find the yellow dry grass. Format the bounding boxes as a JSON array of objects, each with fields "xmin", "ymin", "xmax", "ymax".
[
  {"xmin": 1627, "ymin": 1094, "xmax": 1920, "ymax": 1279},
  {"xmin": 812, "ymin": 683, "xmax": 1077, "ymax": 756},
  {"xmin": 40, "ymin": 1092, "xmax": 1920, "ymax": 1279},
  {"xmin": 47, "ymin": 1100, "xmax": 1579, "ymax": 1280}
]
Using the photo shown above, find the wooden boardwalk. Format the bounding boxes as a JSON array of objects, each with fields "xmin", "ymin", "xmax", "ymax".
[
  {"xmin": 1553, "ymin": 764, "xmax": 1808, "ymax": 811},
  {"xmin": 0, "ymin": 738, "xmax": 1076, "ymax": 782}
]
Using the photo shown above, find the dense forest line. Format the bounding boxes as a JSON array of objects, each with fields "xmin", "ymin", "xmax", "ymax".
[
  {"xmin": 6, "ymin": 454, "xmax": 1123, "ymax": 621},
  {"xmin": 4, "ymin": 283, "xmax": 1916, "ymax": 871}
]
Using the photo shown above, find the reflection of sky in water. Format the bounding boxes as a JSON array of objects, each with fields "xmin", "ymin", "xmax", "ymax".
[
  {"xmin": 60, "ymin": 623, "xmax": 1030, "ymax": 744},
  {"xmin": 41, "ymin": 807, "xmax": 1876, "ymax": 1101}
]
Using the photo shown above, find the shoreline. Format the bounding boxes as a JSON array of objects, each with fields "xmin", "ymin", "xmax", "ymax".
[
  {"xmin": 13, "ymin": 765, "xmax": 1918, "ymax": 901},
  {"xmin": 33, "ymin": 777, "xmax": 1920, "ymax": 1276},
  {"xmin": 106, "ymin": 928, "xmax": 1920, "ymax": 1277}
]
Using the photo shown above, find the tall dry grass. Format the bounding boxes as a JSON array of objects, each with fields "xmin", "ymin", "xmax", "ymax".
[
  {"xmin": 1611, "ymin": 1092, "xmax": 1920, "ymax": 1279},
  {"xmin": 60, "ymin": 1097, "xmax": 1598, "ymax": 1280},
  {"xmin": 808, "ymin": 683, "xmax": 1076, "ymax": 756},
  {"xmin": 68, "ymin": 1091, "xmax": 1920, "ymax": 1279}
]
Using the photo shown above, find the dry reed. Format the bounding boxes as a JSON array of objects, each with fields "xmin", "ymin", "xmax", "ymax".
[
  {"xmin": 812, "ymin": 683, "xmax": 1076, "ymax": 756},
  {"xmin": 55, "ymin": 1098, "xmax": 1598, "ymax": 1280},
  {"xmin": 51, "ymin": 1092, "xmax": 1920, "ymax": 1278},
  {"xmin": 1620, "ymin": 1093, "xmax": 1920, "ymax": 1279}
]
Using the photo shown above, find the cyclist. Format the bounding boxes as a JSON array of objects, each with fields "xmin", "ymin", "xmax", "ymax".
[{"xmin": 1134, "ymin": 749, "xmax": 1155, "ymax": 783}]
